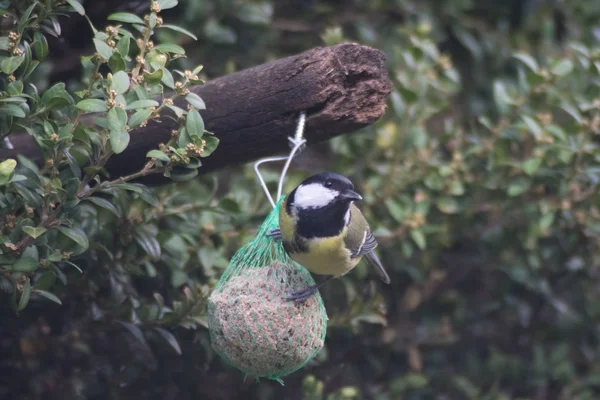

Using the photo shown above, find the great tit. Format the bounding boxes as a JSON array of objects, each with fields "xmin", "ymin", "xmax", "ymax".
[{"xmin": 269, "ymin": 172, "xmax": 391, "ymax": 302}]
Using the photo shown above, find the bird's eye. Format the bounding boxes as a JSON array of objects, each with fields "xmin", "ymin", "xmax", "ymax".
[{"xmin": 325, "ymin": 180, "xmax": 332, "ymax": 188}]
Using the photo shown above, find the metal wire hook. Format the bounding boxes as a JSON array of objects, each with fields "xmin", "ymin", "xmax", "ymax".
[{"xmin": 253, "ymin": 112, "xmax": 307, "ymax": 209}]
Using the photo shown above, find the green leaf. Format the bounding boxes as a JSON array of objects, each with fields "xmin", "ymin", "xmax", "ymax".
[
  {"xmin": 493, "ymin": 81, "xmax": 512, "ymax": 114},
  {"xmin": 185, "ymin": 93, "xmax": 205, "ymax": 110},
  {"xmin": 107, "ymin": 12, "xmax": 145, "ymax": 24},
  {"xmin": 110, "ymin": 129, "xmax": 130, "ymax": 154},
  {"xmin": 158, "ymin": 24, "xmax": 198, "ymax": 40},
  {"xmin": 513, "ymin": 52, "xmax": 538, "ymax": 72},
  {"xmin": 12, "ymin": 246, "xmax": 39, "ymax": 272},
  {"xmin": 148, "ymin": 12, "xmax": 157, "ymax": 29},
  {"xmin": 174, "ymin": 128, "xmax": 190, "ymax": 149},
  {"xmin": 186, "ymin": 109, "xmax": 204, "ymax": 138},
  {"xmin": 7, "ymin": 80, "xmax": 24, "ymax": 96},
  {"xmin": 201, "ymin": 135, "xmax": 219, "ymax": 157},
  {"xmin": 144, "ymin": 69, "xmax": 163, "ymax": 84},
  {"xmin": 0, "ymin": 97, "xmax": 26, "ymax": 103},
  {"xmin": 169, "ymin": 166, "xmax": 198, "ymax": 181},
  {"xmin": 129, "ymin": 108, "xmax": 153, "ymax": 128},
  {"xmin": 17, "ymin": 278, "xmax": 32, "ymax": 312},
  {"xmin": 64, "ymin": 151, "xmax": 81, "ymax": 178},
  {"xmin": 398, "ymin": 86, "xmax": 418, "ymax": 104},
  {"xmin": 118, "ymin": 321, "xmax": 152, "ymax": 352},
  {"xmin": 62, "ymin": 260, "xmax": 83, "ymax": 273},
  {"xmin": 449, "ymin": 180, "xmax": 465, "ymax": 196},
  {"xmin": 147, "ymin": 50, "xmax": 168, "ymax": 68},
  {"xmin": 410, "ymin": 229, "xmax": 426, "ymax": 250},
  {"xmin": 108, "ymin": 106, "xmax": 127, "ymax": 131},
  {"xmin": 0, "ymin": 104, "xmax": 25, "ymax": 118},
  {"xmin": 507, "ymin": 178, "xmax": 531, "ymax": 197},
  {"xmin": 385, "ymin": 199, "xmax": 405, "ymax": 222},
  {"xmin": 33, "ymin": 271, "xmax": 57, "ymax": 291},
  {"xmin": 157, "ymin": 0, "xmax": 179, "ymax": 10},
  {"xmin": 34, "ymin": 289, "xmax": 62, "ymax": 305},
  {"xmin": 218, "ymin": 198, "xmax": 240, "ymax": 213},
  {"xmin": 539, "ymin": 213, "xmax": 555, "ymax": 231},
  {"xmin": 33, "ymin": 31, "xmax": 49, "ymax": 60},
  {"xmin": 0, "ymin": 159, "xmax": 17, "ymax": 177},
  {"xmin": 84, "ymin": 196, "xmax": 122, "ymax": 217},
  {"xmin": 154, "ymin": 327, "xmax": 182, "ymax": 355},
  {"xmin": 93, "ymin": 39, "xmax": 114, "ymax": 60},
  {"xmin": 551, "ymin": 59, "xmax": 573, "ymax": 76},
  {"xmin": 152, "ymin": 43, "xmax": 185, "ymax": 55},
  {"xmin": 132, "ymin": 184, "xmax": 160, "ymax": 207},
  {"xmin": 522, "ymin": 115, "xmax": 543, "ymax": 139},
  {"xmin": 160, "ymin": 67, "xmax": 175, "ymax": 89},
  {"xmin": 523, "ymin": 158, "xmax": 542, "ymax": 176},
  {"xmin": 41, "ymin": 82, "xmax": 74, "ymax": 109},
  {"xmin": 190, "ymin": 67, "xmax": 203, "ymax": 79},
  {"xmin": 58, "ymin": 227, "xmax": 89, "ymax": 251},
  {"xmin": 126, "ymin": 100, "xmax": 159, "ymax": 110},
  {"xmin": 47, "ymin": 250, "xmax": 62, "ymax": 263},
  {"xmin": 116, "ymin": 36, "xmax": 131, "ymax": 58},
  {"xmin": 22, "ymin": 59, "xmax": 39, "ymax": 80},
  {"xmin": 147, "ymin": 150, "xmax": 170, "ymax": 162},
  {"xmin": 76, "ymin": 99, "xmax": 107, "ymax": 113},
  {"xmin": 19, "ymin": 3, "xmax": 38, "ymax": 28},
  {"xmin": 66, "ymin": 0, "xmax": 85, "ymax": 15},
  {"xmin": 1, "ymin": 56, "xmax": 24, "ymax": 74},
  {"xmin": 16, "ymin": 155, "xmax": 38, "ymax": 173},
  {"xmin": 109, "ymin": 183, "xmax": 143, "ymax": 193},
  {"xmin": 22, "ymin": 226, "xmax": 47, "ymax": 239},
  {"xmin": 561, "ymin": 104, "xmax": 582, "ymax": 124},
  {"xmin": 111, "ymin": 71, "xmax": 130, "ymax": 95},
  {"xmin": 167, "ymin": 104, "xmax": 185, "ymax": 118}
]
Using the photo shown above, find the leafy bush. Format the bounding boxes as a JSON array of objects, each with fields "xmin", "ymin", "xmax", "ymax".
[{"xmin": 3, "ymin": 0, "xmax": 600, "ymax": 399}]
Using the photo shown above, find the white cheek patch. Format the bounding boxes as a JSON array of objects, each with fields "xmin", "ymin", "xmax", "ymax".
[{"xmin": 294, "ymin": 183, "xmax": 339, "ymax": 209}]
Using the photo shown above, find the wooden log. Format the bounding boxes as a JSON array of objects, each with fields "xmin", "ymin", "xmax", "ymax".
[{"xmin": 1, "ymin": 43, "xmax": 392, "ymax": 184}]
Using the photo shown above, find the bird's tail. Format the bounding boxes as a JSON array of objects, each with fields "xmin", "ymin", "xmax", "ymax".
[{"xmin": 365, "ymin": 251, "xmax": 391, "ymax": 284}]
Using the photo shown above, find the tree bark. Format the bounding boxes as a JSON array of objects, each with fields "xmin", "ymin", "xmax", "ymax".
[{"xmin": 1, "ymin": 43, "xmax": 392, "ymax": 184}]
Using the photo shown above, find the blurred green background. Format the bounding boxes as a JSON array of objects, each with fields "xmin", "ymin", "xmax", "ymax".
[{"xmin": 3, "ymin": 0, "xmax": 600, "ymax": 399}]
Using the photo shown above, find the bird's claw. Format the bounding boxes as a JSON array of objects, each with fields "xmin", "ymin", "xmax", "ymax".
[{"xmin": 285, "ymin": 286, "xmax": 318, "ymax": 303}]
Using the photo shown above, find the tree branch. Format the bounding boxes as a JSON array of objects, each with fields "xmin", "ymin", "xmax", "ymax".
[{"xmin": 0, "ymin": 43, "xmax": 392, "ymax": 184}]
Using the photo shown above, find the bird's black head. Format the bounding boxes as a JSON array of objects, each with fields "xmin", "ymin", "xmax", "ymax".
[
  {"xmin": 288, "ymin": 172, "xmax": 362, "ymax": 210},
  {"xmin": 286, "ymin": 172, "xmax": 362, "ymax": 238}
]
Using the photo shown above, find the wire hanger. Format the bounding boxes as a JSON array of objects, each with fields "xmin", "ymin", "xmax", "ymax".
[{"xmin": 253, "ymin": 112, "xmax": 306, "ymax": 209}]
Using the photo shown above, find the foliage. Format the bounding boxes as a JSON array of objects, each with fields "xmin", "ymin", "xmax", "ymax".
[
  {"xmin": 3, "ymin": 0, "xmax": 600, "ymax": 399},
  {"xmin": 0, "ymin": 0, "xmax": 221, "ymax": 396}
]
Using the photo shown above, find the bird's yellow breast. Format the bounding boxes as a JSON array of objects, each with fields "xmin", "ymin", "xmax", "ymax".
[
  {"xmin": 278, "ymin": 199, "xmax": 360, "ymax": 277},
  {"xmin": 291, "ymin": 233, "xmax": 360, "ymax": 277}
]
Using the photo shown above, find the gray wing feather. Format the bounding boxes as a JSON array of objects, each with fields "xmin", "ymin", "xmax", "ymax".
[
  {"xmin": 364, "ymin": 250, "xmax": 391, "ymax": 284},
  {"xmin": 352, "ymin": 230, "xmax": 378, "ymax": 257},
  {"xmin": 345, "ymin": 204, "xmax": 391, "ymax": 284},
  {"xmin": 351, "ymin": 230, "xmax": 391, "ymax": 284}
]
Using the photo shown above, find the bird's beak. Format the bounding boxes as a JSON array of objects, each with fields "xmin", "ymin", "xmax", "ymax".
[{"xmin": 340, "ymin": 189, "xmax": 362, "ymax": 201}]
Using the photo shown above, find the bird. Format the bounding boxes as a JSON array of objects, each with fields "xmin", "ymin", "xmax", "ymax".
[{"xmin": 268, "ymin": 172, "xmax": 391, "ymax": 302}]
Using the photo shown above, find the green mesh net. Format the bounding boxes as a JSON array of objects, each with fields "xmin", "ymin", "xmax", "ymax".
[{"xmin": 207, "ymin": 197, "xmax": 328, "ymax": 384}]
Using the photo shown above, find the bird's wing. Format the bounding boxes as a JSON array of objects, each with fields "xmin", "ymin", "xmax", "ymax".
[
  {"xmin": 345, "ymin": 204, "xmax": 391, "ymax": 284},
  {"xmin": 352, "ymin": 230, "xmax": 378, "ymax": 257},
  {"xmin": 364, "ymin": 249, "xmax": 391, "ymax": 284}
]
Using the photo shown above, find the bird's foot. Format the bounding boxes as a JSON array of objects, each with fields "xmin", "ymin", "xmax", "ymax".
[
  {"xmin": 285, "ymin": 286, "xmax": 318, "ymax": 303},
  {"xmin": 266, "ymin": 228, "xmax": 282, "ymax": 241}
]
